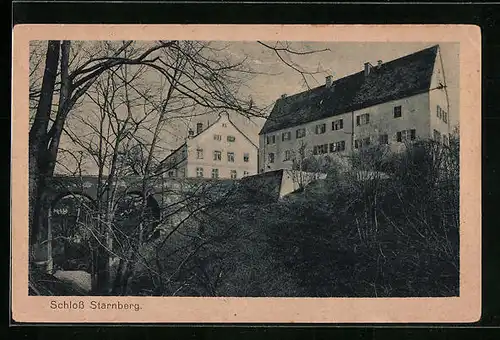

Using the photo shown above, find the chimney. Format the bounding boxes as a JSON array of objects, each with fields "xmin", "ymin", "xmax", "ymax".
[
  {"xmin": 196, "ymin": 122, "xmax": 203, "ymax": 134},
  {"xmin": 188, "ymin": 129, "xmax": 194, "ymax": 138},
  {"xmin": 364, "ymin": 62, "xmax": 373, "ymax": 77},
  {"xmin": 325, "ymin": 75, "xmax": 333, "ymax": 88},
  {"xmin": 281, "ymin": 93, "xmax": 287, "ymax": 99},
  {"xmin": 377, "ymin": 60, "xmax": 383, "ymax": 68}
]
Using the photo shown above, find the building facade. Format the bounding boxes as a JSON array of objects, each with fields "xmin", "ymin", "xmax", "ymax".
[
  {"xmin": 258, "ymin": 45, "xmax": 451, "ymax": 173},
  {"xmin": 158, "ymin": 113, "xmax": 258, "ymax": 180}
]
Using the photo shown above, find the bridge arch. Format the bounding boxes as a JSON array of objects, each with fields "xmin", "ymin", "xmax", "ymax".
[
  {"xmin": 113, "ymin": 190, "xmax": 161, "ymax": 249},
  {"xmin": 48, "ymin": 191, "xmax": 98, "ymax": 273}
]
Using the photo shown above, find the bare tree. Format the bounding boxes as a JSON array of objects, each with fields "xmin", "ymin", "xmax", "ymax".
[
  {"xmin": 29, "ymin": 40, "xmax": 332, "ymax": 295},
  {"xmin": 29, "ymin": 40, "xmax": 262, "ymax": 246}
]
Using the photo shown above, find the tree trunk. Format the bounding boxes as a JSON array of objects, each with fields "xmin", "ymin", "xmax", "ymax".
[{"xmin": 29, "ymin": 40, "xmax": 60, "ymax": 246}]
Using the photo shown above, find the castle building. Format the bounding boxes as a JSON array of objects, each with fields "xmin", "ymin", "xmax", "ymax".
[
  {"xmin": 258, "ymin": 45, "xmax": 451, "ymax": 173},
  {"xmin": 157, "ymin": 113, "xmax": 258, "ymax": 180}
]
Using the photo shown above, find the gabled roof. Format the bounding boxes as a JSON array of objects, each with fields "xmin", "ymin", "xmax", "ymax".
[
  {"xmin": 191, "ymin": 113, "xmax": 258, "ymax": 148},
  {"xmin": 156, "ymin": 113, "xmax": 258, "ymax": 171},
  {"xmin": 259, "ymin": 45, "xmax": 440, "ymax": 135}
]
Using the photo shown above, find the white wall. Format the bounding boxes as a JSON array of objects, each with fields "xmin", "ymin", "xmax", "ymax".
[
  {"xmin": 186, "ymin": 115, "xmax": 258, "ymax": 179},
  {"xmin": 429, "ymin": 47, "xmax": 452, "ymax": 140},
  {"xmin": 259, "ymin": 92, "xmax": 431, "ymax": 172}
]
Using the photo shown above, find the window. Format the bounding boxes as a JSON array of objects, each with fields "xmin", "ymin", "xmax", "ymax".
[
  {"xmin": 398, "ymin": 129, "xmax": 417, "ymax": 142},
  {"xmin": 230, "ymin": 170, "xmax": 237, "ymax": 179},
  {"xmin": 315, "ymin": 124, "xmax": 326, "ymax": 134},
  {"xmin": 168, "ymin": 170, "xmax": 176, "ymax": 177},
  {"xmin": 437, "ymin": 105, "xmax": 448, "ymax": 124},
  {"xmin": 196, "ymin": 148, "xmax": 204, "ymax": 159},
  {"xmin": 227, "ymin": 152, "xmax": 235, "ymax": 163},
  {"xmin": 227, "ymin": 135, "xmax": 236, "ymax": 142},
  {"xmin": 356, "ymin": 113, "xmax": 370, "ymax": 126},
  {"xmin": 394, "ymin": 105, "xmax": 402, "ymax": 118},
  {"xmin": 196, "ymin": 123, "xmax": 203, "ymax": 134},
  {"xmin": 284, "ymin": 150, "xmax": 292, "ymax": 161},
  {"xmin": 296, "ymin": 128, "xmax": 306, "ymax": 139},
  {"xmin": 266, "ymin": 135, "xmax": 276, "ymax": 144},
  {"xmin": 243, "ymin": 153, "xmax": 249, "ymax": 162},
  {"xmin": 314, "ymin": 144, "xmax": 328, "ymax": 155},
  {"xmin": 410, "ymin": 129, "xmax": 416, "ymax": 140},
  {"xmin": 222, "ymin": 123, "xmax": 227, "ymax": 128},
  {"xmin": 213, "ymin": 134, "xmax": 222, "ymax": 141},
  {"xmin": 332, "ymin": 119, "xmax": 344, "ymax": 131},
  {"xmin": 268, "ymin": 153, "xmax": 275, "ymax": 163},
  {"xmin": 321, "ymin": 144, "xmax": 328, "ymax": 154},
  {"xmin": 282, "ymin": 131, "xmax": 292, "ymax": 141},
  {"xmin": 211, "ymin": 168, "xmax": 219, "ymax": 179},
  {"xmin": 213, "ymin": 150, "xmax": 222, "ymax": 161},
  {"xmin": 355, "ymin": 139, "xmax": 369, "ymax": 149},
  {"xmin": 196, "ymin": 167, "xmax": 204, "ymax": 178},
  {"xmin": 329, "ymin": 140, "xmax": 346, "ymax": 153},
  {"xmin": 379, "ymin": 134, "xmax": 389, "ymax": 145},
  {"xmin": 243, "ymin": 171, "xmax": 249, "ymax": 177}
]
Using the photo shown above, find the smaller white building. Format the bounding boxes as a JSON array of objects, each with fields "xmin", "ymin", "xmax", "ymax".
[{"xmin": 157, "ymin": 113, "xmax": 258, "ymax": 180}]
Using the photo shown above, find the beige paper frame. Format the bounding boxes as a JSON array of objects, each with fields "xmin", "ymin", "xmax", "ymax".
[{"xmin": 11, "ymin": 24, "xmax": 481, "ymax": 324}]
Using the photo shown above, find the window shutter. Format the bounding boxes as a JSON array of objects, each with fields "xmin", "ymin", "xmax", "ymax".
[{"xmin": 356, "ymin": 116, "xmax": 360, "ymax": 126}]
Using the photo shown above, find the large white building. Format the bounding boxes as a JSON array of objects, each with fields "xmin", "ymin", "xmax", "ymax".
[
  {"xmin": 258, "ymin": 45, "xmax": 451, "ymax": 173},
  {"xmin": 157, "ymin": 113, "xmax": 258, "ymax": 180}
]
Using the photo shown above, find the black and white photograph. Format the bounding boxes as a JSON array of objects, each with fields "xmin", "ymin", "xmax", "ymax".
[
  {"xmin": 27, "ymin": 38, "xmax": 461, "ymax": 298},
  {"xmin": 12, "ymin": 24, "xmax": 481, "ymax": 323}
]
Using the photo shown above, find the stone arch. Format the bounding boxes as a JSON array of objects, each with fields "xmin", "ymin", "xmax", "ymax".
[{"xmin": 48, "ymin": 191, "xmax": 98, "ymax": 273}]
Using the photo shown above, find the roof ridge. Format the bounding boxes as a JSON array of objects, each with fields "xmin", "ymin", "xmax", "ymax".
[
  {"xmin": 259, "ymin": 44, "xmax": 439, "ymax": 135},
  {"xmin": 278, "ymin": 44, "xmax": 439, "ymax": 102}
]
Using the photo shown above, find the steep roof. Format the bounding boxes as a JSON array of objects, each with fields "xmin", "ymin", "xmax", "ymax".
[
  {"xmin": 259, "ymin": 45, "xmax": 439, "ymax": 135},
  {"xmin": 190, "ymin": 114, "xmax": 258, "ymax": 148},
  {"xmin": 237, "ymin": 169, "xmax": 284, "ymax": 202}
]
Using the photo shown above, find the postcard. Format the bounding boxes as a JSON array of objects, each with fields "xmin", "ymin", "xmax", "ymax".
[{"xmin": 11, "ymin": 24, "xmax": 481, "ymax": 323}]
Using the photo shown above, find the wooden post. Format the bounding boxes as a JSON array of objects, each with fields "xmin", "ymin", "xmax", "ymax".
[{"xmin": 46, "ymin": 208, "xmax": 53, "ymax": 274}]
